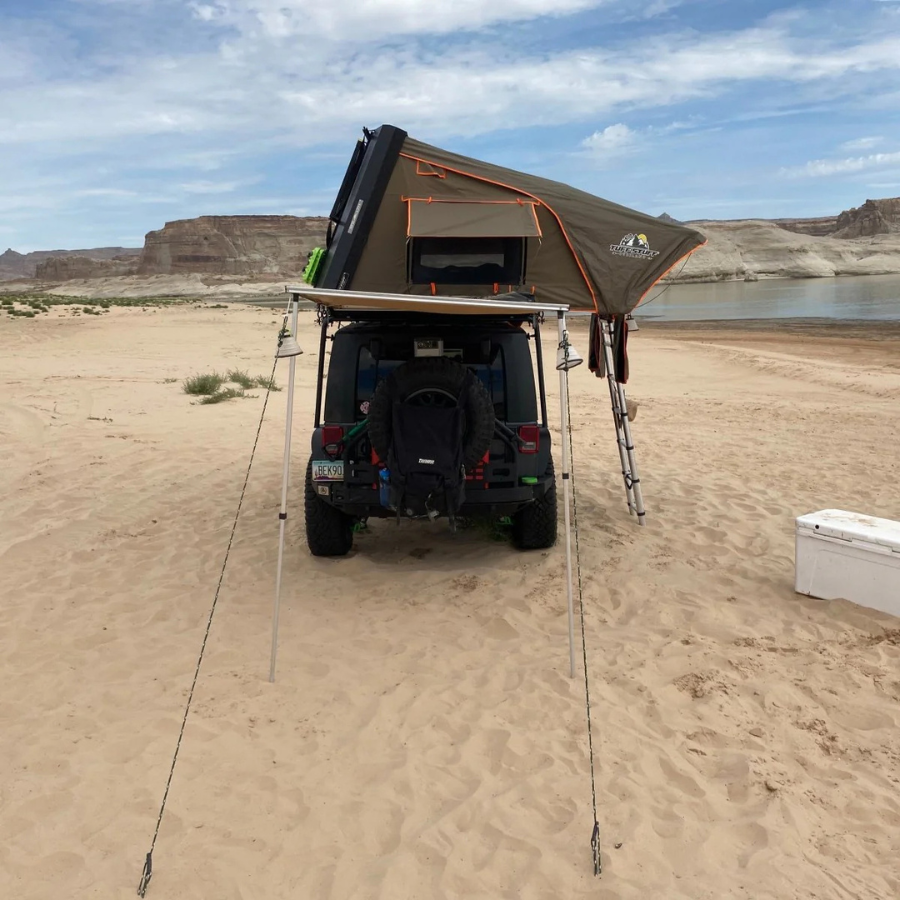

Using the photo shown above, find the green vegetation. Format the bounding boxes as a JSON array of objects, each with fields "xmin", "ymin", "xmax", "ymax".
[
  {"xmin": 0, "ymin": 292, "xmax": 185, "ymax": 318},
  {"xmin": 225, "ymin": 368, "xmax": 255, "ymax": 389},
  {"xmin": 198, "ymin": 387, "xmax": 255, "ymax": 405},
  {"xmin": 252, "ymin": 374, "xmax": 281, "ymax": 392},
  {"xmin": 182, "ymin": 372, "xmax": 225, "ymax": 395},
  {"xmin": 226, "ymin": 369, "xmax": 281, "ymax": 392},
  {"xmin": 179, "ymin": 369, "xmax": 276, "ymax": 405}
]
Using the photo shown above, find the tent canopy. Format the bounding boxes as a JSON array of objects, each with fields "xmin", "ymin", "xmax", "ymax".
[{"xmin": 316, "ymin": 125, "xmax": 707, "ymax": 317}]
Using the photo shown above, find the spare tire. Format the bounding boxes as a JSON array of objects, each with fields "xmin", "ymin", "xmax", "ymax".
[{"xmin": 368, "ymin": 357, "xmax": 495, "ymax": 470}]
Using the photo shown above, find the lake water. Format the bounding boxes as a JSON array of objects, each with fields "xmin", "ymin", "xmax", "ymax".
[{"xmin": 634, "ymin": 273, "xmax": 900, "ymax": 321}]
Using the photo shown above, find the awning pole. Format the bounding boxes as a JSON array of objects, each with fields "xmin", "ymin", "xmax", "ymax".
[
  {"xmin": 557, "ymin": 311, "xmax": 577, "ymax": 679},
  {"xmin": 269, "ymin": 295, "xmax": 300, "ymax": 683}
]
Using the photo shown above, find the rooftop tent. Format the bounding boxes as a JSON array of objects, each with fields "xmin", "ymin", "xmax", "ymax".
[{"xmin": 315, "ymin": 125, "xmax": 706, "ymax": 316}]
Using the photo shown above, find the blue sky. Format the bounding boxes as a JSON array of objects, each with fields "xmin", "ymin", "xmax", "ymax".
[{"xmin": 2, "ymin": 0, "xmax": 900, "ymax": 251}]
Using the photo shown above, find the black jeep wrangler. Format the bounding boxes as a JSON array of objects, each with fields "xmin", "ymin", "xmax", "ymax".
[{"xmin": 304, "ymin": 309, "xmax": 557, "ymax": 556}]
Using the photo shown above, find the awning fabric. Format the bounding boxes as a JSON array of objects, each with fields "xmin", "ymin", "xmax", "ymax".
[
  {"xmin": 407, "ymin": 199, "xmax": 541, "ymax": 239},
  {"xmin": 286, "ymin": 286, "xmax": 567, "ymax": 317}
]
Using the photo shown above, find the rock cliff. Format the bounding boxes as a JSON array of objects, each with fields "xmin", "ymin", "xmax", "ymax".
[
  {"xmin": 769, "ymin": 216, "xmax": 838, "ymax": 237},
  {"xmin": 774, "ymin": 198, "xmax": 900, "ymax": 239},
  {"xmin": 34, "ymin": 255, "xmax": 139, "ymax": 280},
  {"xmin": 0, "ymin": 246, "xmax": 140, "ymax": 281},
  {"xmin": 668, "ymin": 219, "xmax": 900, "ymax": 283},
  {"xmin": 137, "ymin": 215, "xmax": 328, "ymax": 277},
  {"xmin": 833, "ymin": 198, "xmax": 900, "ymax": 238}
]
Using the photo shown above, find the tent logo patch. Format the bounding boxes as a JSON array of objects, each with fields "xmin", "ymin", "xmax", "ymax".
[{"xmin": 610, "ymin": 233, "xmax": 660, "ymax": 260}]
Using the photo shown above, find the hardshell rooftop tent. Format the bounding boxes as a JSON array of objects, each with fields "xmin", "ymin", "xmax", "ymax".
[{"xmin": 312, "ymin": 125, "xmax": 706, "ymax": 316}]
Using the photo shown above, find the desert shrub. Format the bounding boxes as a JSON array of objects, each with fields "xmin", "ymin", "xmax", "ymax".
[
  {"xmin": 253, "ymin": 374, "xmax": 281, "ymax": 391},
  {"xmin": 198, "ymin": 387, "xmax": 255, "ymax": 405},
  {"xmin": 183, "ymin": 372, "xmax": 224, "ymax": 395},
  {"xmin": 226, "ymin": 369, "xmax": 255, "ymax": 389}
]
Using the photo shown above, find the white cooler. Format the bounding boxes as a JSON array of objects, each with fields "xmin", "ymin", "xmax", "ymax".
[{"xmin": 795, "ymin": 509, "xmax": 900, "ymax": 617}]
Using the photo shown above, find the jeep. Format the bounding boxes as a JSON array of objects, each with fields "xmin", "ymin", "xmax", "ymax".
[{"xmin": 304, "ymin": 309, "xmax": 558, "ymax": 556}]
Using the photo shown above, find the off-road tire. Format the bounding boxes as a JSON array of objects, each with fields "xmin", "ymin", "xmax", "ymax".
[
  {"xmin": 512, "ymin": 458, "xmax": 558, "ymax": 550},
  {"xmin": 304, "ymin": 458, "xmax": 354, "ymax": 557},
  {"xmin": 368, "ymin": 357, "xmax": 495, "ymax": 469}
]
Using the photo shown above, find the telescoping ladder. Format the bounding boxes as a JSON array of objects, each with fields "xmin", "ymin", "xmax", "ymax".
[{"xmin": 602, "ymin": 320, "xmax": 646, "ymax": 525}]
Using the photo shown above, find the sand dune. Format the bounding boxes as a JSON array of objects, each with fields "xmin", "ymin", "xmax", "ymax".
[{"xmin": 1, "ymin": 305, "xmax": 899, "ymax": 899}]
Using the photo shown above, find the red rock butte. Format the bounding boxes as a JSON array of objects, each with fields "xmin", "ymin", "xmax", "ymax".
[{"xmin": 136, "ymin": 215, "xmax": 329, "ymax": 277}]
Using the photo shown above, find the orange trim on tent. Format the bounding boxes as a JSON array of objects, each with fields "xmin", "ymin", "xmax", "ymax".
[
  {"xmin": 635, "ymin": 239, "xmax": 709, "ymax": 307},
  {"xmin": 401, "ymin": 196, "xmax": 542, "ymax": 207},
  {"xmin": 527, "ymin": 203, "xmax": 543, "ymax": 239},
  {"xmin": 416, "ymin": 160, "xmax": 446, "ymax": 178},
  {"xmin": 400, "ymin": 152, "xmax": 596, "ymax": 311}
]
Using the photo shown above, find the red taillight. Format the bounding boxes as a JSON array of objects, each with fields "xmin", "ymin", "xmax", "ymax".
[
  {"xmin": 322, "ymin": 425, "xmax": 344, "ymax": 456},
  {"xmin": 518, "ymin": 425, "xmax": 540, "ymax": 454}
]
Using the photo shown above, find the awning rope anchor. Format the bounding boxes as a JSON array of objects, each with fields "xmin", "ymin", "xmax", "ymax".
[
  {"xmin": 562, "ymin": 357, "xmax": 602, "ymax": 877},
  {"xmin": 135, "ymin": 329, "xmax": 284, "ymax": 896}
]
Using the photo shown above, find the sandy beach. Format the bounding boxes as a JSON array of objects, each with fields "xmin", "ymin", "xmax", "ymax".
[{"xmin": 1, "ymin": 304, "xmax": 899, "ymax": 900}]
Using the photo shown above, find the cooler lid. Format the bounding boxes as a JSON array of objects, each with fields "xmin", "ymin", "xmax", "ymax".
[{"xmin": 796, "ymin": 509, "xmax": 900, "ymax": 552}]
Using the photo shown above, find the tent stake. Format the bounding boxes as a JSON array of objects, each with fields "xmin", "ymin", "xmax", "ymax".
[
  {"xmin": 557, "ymin": 312, "xmax": 577, "ymax": 679},
  {"xmin": 270, "ymin": 296, "xmax": 300, "ymax": 683}
]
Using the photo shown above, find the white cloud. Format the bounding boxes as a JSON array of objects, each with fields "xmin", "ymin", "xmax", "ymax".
[
  {"xmin": 1, "ymin": 21, "xmax": 899, "ymax": 154},
  {"xmin": 781, "ymin": 150, "xmax": 900, "ymax": 178},
  {"xmin": 4, "ymin": 2, "xmax": 900, "ymax": 247},
  {"xmin": 193, "ymin": 0, "xmax": 607, "ymax": 40},
  {"xmin": 840, "ymin": 136, "xmax": 884, "ymax": 151},
  {"xmin": 581, "ymin": 123, "xmax": 638, "ymax": 155}
]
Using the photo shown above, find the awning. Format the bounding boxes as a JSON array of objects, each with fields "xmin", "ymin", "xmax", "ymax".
[
  {"xmin": 406, "ymin": 199, "xmax": 542, "ymax": 239},
  {"xmin": 285, "ymin": 286, "xmax": 567, "ymax": 317}
]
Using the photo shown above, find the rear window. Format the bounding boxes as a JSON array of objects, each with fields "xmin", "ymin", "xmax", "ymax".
[{"xmin": 355, "ymin": 346, "xmax": 507, "ymax": 420}]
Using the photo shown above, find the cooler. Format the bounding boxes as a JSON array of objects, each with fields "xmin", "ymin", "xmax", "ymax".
[{"xmin": 795, "ymin": 509, "xmax": 900, "ymax": 617}]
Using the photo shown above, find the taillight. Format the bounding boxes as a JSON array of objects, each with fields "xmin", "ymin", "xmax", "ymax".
[
  {"xmin": 322, "ymin": 425, "xmax": 344, "ymax": 456},
  {"xmin": 518, "ymin": 425, "xmax": 540, "ymax": 454}
]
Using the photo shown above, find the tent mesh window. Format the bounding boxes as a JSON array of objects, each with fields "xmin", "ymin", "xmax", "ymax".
[{"xmin": 408, "ymin": 236, "xmax": 525, "ymax": 286}]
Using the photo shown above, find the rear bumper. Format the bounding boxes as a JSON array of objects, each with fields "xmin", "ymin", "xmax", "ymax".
[{"xmin": 316, "ymin": 479, "xmax": 551, "ymax": 519}]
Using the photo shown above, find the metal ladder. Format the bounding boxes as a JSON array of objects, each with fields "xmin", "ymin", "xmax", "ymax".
[{"xmin": 602, "ymin": 320, "xmax": 646, "ymax": 525}]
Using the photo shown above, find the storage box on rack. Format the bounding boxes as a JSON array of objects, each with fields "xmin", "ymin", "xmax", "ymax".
[{"xmin": 795, "ymin": 509, "xmax": 900, "ymax": 617}]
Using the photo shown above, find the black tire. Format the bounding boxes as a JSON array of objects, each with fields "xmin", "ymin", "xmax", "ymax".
[
  {"xmin": 368, "ymin": 356, "xmax": 495, "ymax": 469},
  {"xmin": 304, "ymin": 458, "xmax": 353, "ymax": 557},
  {"xmin": 512, "ymin": 458, "xmax": 558, "ymax": 550}
]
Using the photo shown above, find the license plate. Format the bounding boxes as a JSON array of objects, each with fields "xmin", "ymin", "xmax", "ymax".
[{"xmin": 312, "ymin": 460, "xmax": 344, "ymax": 482}]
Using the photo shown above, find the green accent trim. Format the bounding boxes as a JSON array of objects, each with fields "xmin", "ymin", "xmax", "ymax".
[
  {"xmin": 303, "ymin": 247, "xmax": 326, "ymax": 286},
  {"xmin": 520, "ymin": 476, "xmax": 538, "ymax": 485},
  {"xmin": 345, "ymin": 418, "xmax": 368, "ymax": 442}
]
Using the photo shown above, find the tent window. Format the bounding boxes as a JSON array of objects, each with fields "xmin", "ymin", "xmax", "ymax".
[
  {"xmin": 409, "ymin": 237, "xmax": 525, "ymax": 286},
  {"xmin": 407, "ymin": 199, "xmax": 541, "ymax": 239}
]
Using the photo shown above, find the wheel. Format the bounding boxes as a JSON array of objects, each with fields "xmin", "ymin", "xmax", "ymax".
[
  {"xmin": 368, "ymin": 357, "xmax": 495, "ymax": 469},
  {"xmin": 304, "ymin": 458, "xmax": 353, "ymax": 557},
  {"xmin": 512, "ymin": 458, "xmax": 558, "ymax": 550}
]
